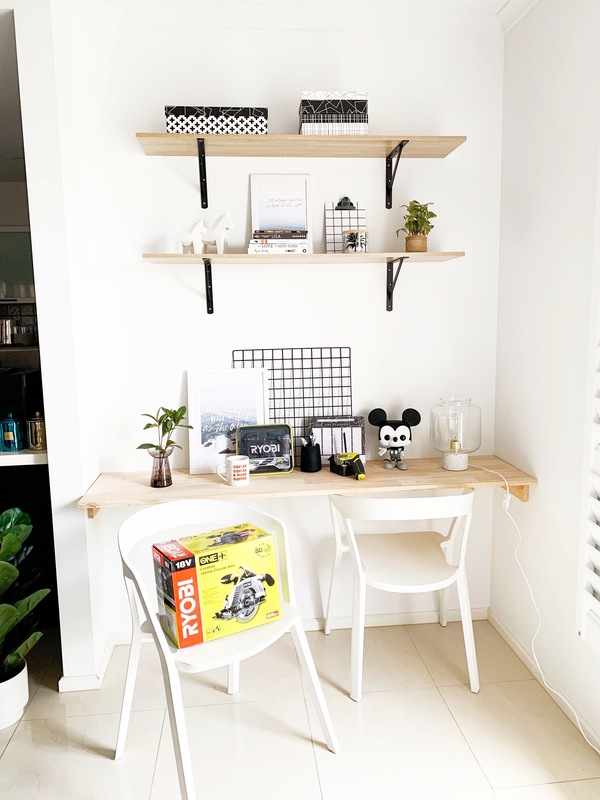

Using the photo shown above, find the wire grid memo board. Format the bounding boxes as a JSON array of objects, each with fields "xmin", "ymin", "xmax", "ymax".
[{"xmin": 232, "ymin": 347, "xmax": 353, "ymax": 460}]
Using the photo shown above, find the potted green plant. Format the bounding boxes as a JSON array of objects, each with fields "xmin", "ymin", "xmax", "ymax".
[
  {"xmin": 396, "ymin": 200, "xmax": 436, "ymax": 252},
  {"xmin": 137, "ymin": 405, "xmax": 192, "ymax": 488},
  {"xmin": 0, "ymin": 507, "xmax": 50, "ymax": 729}
]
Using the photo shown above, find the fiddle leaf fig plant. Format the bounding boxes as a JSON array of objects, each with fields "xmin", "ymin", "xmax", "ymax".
[
  {"xmin": 137, "ymin": 406, "xmax": 192, "ymax": 454},
  {"xmin": 0, "ymin": 508, "xmax": 50, "ymax": 680},
  {"xmin": 396, "ymin": 200, "xmax": 436, "ymax": 237}
]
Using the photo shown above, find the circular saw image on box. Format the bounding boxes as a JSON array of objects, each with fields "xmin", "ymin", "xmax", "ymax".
[
  {"xmin": 214, "ymin": 565, "xmax": 276, "ymax": 623},
  {"xmin": 206, "ymin": 526, "xmax": 254, "ymax": 547}
]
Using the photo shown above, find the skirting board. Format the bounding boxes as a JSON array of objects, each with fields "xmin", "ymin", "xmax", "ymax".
[
  {"xmin": 58, "ymin": 632, "xmax": 125, "ymax": 693},
  {"xmin": 57, "ymin": 609, "xmax": 488, "ymax": 692},
  {"xmin": 488, "ymin": 610, "xmax": 600, "ymax": 752},
  {"xmin": 320, "ymin": 607, "xmax": 488, "ymax": 632}
]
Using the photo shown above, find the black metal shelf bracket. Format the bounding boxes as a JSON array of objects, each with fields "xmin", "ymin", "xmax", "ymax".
[
  {"xmin": 386, "ymin": 257, "xmax": 406, "ymax": 311},
  {"xmin": 197, "ymin": 138, "xmax": 208, "ymax": 209},
  {"xmin": 385, "ymin": 139, "xmax": 409, "ymax": 209},
  {"xmin": 203, "ymin": 258, "xmax": 214, "ymax": 314}
]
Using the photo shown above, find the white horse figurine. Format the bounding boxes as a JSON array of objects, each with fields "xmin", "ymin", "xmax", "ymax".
[{"xmin": 179, "ymin": 212, "xmax": 234, "ymax": 255}]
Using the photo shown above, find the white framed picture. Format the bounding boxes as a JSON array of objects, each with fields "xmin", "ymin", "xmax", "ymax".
[
  {"xmin": 250, "ymin": 173, "xmax": 312, "ymax": 251},
  {"xmin": 187, "ymin": 368, "xmax": 268, "ymax": 474}
]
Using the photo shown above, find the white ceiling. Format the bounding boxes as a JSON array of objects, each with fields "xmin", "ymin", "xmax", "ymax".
[{"xmin": 0, "ymin": 0, "xmax": 538, "ymax": 184}]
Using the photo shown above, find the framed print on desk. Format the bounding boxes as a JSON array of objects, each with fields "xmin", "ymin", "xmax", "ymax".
[
  {"xmin": 250, "ymin": 173, "xmax": 312, "ymax": 252},
  {"xmin": 187, "ymin": 368, "xmax": 268, "ymax": 474}
]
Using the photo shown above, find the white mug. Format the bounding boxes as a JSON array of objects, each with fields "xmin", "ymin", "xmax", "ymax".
[{"xmin": 216, "ymin": 455, "xmax": 250, "ymax": 486}]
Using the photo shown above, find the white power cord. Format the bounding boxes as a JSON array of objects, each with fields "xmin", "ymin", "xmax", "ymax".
[{"xmin": 474, "ymin": 464, "xmax": 600, "ymax": 756}]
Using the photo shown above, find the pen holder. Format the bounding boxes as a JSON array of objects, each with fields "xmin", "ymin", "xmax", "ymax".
[{"xmin": 300, "ymin": 443, "xmax": 321, "ymax": 473}]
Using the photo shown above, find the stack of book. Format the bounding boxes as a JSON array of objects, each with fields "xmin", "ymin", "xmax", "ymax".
[
  {"xmin": 299, "ymin": 91, "xmax": 368, "ymax": 135},
  {"xmin": 248, "ymin": 230, "xmax": 310, "ymax": 254}
]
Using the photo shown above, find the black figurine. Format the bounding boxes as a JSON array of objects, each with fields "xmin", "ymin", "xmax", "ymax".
[{"xmin": 368, "ymin": 407, "xmax": 421, "ymax": 470}]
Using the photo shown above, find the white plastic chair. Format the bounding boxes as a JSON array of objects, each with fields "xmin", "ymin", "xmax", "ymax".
[
  {"xmin": 327, "ymin": 490, "xmax": 479, "ymax": 702},
  {"xmin": 114, "ymin": 499, "xmax": 338, "ymax": 800}
]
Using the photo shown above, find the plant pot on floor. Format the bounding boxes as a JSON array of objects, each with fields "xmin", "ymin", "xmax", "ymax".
[
  {"xmin": 0, "ymin": 660, "xmax": 28, "ymax": 729},
  {"xmin": 405, "ymin": 235, "xmax": 428, "ymax": 253}
]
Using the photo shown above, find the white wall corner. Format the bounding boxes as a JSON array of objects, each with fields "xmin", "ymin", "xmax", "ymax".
[{"xmin": 498, "ymin": 0, "xmax": 541, "ymax": 33}]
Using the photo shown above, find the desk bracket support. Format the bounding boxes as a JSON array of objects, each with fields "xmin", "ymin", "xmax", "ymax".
[
  {"xmin": 203, "ymin": 258, "xmax": 214, "ymax": 314},
  {"xmin": 386, "ymin": 257, "xmax": 406, "ymax": 311},
  {"xmin": 197, "ymin": 138, "xmax": 208, "ymax": 209},
  {"xmin": 385, "ymin": 139, "xmax": 409, "ymax": 209}
]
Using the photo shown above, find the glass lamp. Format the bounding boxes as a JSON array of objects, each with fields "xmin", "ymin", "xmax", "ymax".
[{"xmin": 430, "ymin": 396, "xmax": 481, "ymax": 471}]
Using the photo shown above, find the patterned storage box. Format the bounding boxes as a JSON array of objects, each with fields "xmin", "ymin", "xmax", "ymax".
[
  {"xmin": 165, "ymin": 106, "xmax": 268, "ymax": 134},
  {"xmin": 298, "ymin": 93, "xmax": 368, "ymax": 135},
  {"xmin": 299, "ymin": 99, "xmax": 368, "ymax": 119}
]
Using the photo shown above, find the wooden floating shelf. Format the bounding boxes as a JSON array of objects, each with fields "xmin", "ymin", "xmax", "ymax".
[
  {"xmin": 143, "ymin": 252, "xmax": 465, "ymax": 265},
  {"xmin": 77, "ymin": 456, "xmax": 537, "ymax": 519},
  {"xmin": 136, "ymin": 133, "xmax": 466, "ymax": 159},
  {"xmin": 143, "ymin": 251, "xmax": 466, "ymax": 313}
]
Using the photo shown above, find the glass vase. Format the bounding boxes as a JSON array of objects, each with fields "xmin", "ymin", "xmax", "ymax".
[
  {"xmin": 148, "ymin": 447, "xmax": 173, "ymax": 488},
  {"xmin": 430, "ymin": 396, "xmax": 481, "ymax": 471}
]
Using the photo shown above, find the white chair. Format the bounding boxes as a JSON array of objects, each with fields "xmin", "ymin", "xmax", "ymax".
[
  {"xmin": 114, "ymin": 499, "xmax": 338, "ymax": 800},
  {"xmin": 327, "ymin": 490, "xmax": 479, "ymax": 702}
]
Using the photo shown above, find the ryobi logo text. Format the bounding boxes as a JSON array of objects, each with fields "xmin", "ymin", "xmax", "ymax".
[
  {"xmin": 177, "ymin": 577, "xmax": 199, "ymax": 639},
  {"xmin": 161, "ymin": 541, "xmax": 192, "ymax": 560},
  {"xmin": 249, "ymin": 443, "xmax": 281, "ymax": 455}
]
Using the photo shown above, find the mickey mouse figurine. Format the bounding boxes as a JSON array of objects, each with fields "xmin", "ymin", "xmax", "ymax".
[{"xmin": 368, "ymin": 407, "xmax": 421, "ymax": 470}]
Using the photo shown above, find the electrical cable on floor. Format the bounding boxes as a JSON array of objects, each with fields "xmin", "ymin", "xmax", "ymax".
[{"xmin": 474, "ymin": 464, "xmax": 600, "ymax": 756}]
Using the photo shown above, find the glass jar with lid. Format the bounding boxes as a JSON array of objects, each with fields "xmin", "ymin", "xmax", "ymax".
[{"xmin": 430, "ymin": 396, "xmax": 481, "ymax": 470}]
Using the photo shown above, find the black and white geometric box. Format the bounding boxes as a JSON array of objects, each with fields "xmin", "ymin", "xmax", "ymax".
[
  {"xmin": 299, "ymin": 91, "xmax": 368, "ymax": 135},
  {"xmin": 165, "ymin": 106, "xmax": 268, "ymax": 134}
]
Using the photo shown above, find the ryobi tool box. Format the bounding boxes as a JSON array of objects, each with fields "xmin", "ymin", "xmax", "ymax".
[{"xmin": 152, "ymin": 523, "xmax": 281, "ymax": 648}]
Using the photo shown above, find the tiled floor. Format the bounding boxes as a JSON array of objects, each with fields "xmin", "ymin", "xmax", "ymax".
[{"xmin": 1, "ymin": 621, "xmax": 600, "ymax": 799}]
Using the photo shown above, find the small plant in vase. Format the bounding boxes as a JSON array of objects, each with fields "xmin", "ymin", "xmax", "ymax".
[
  {"xmin": 396, "ymin": 200, "xmax": 436, "ymax": 252},
  {"xmin": 137, "ymin": 406, "xmax": 192, "ymax": 488}
]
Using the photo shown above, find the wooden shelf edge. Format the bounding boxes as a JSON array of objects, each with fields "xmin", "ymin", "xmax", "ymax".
[
  {"xmin": 136, "ymin": 132, "xmax": 466, "ymax": 159},
  {"xmin": 142, "ymin": 251, "xmax": 465, "ymax": 265},
  {"xmin": 77, "ymin": 455, "xmax": 536, "ymax": 517}
]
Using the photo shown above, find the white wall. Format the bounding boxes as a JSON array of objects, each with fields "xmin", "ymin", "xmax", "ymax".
[
  {"xmin": 495, "ymin": 0, "xmax": 600, "ymax": 740},
  {"xmin": 10, "ymin": 1, "xmax": 504, "ymax": 684}
]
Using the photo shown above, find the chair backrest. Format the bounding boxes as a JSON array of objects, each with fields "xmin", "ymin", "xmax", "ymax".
[
  {"xmin": 330, "ymin": 489, "xmax": 475, "ymax": 567},
  {"xmin": 117, "ymin": 499, "xmax": 294, "ymax": 647}
]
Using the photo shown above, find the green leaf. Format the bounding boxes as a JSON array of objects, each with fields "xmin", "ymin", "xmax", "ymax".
[
  {"xmin": 0, "ymin": 604, "xmax": 20, "ymax": 649},
  {"xmin": 13, "ymin": 589, "xmax": 51, "ymax": 622},
  {"xmin": 0, "ymin": 508, "xmax": 30, "ymax": 533},
  {"xmin": 2, "ymin": 631, "xmax": 43, "ymax": 674},
  {"xmin": 0, "ymin": 533, "xmax": 22, "ymax": 563},
  {"xmin": 139, "ymin": 404, "xmax": 192, "ymax": 451},
  {"xmin": 137, "ymin": 443, "xmax": 158, "ymax": 450},
  {"xmin": 0, "ymin": 561, "xmax": 18, "ymax": 595}
]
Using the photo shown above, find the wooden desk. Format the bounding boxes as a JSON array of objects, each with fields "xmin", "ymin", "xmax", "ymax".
[{"xmin": 77, "ymin": 455, "xmax": 536, "ymax": 519}]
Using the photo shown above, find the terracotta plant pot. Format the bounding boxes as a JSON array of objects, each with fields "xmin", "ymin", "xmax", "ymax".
[{"xmin": 405, "ymin": 235, "xmax": 428, "ymax": 253}]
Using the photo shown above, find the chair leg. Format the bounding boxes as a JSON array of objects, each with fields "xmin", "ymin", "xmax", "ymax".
[
  {"xmin": 350, "ymin": 570, "xmax": 366, "ymax": 703},
  {"xmin": 115, "ymin": 587, "xmax": 142, "ymax": 760},
  {"xmin": 160, "ymin": 658, "xmax": 196, "ymax": 800},
  {"xmin": 324, "ymin": 544, "xmax": 345, "ymax": 635},
  {"xmin": 291, "ymin": 620, "xmax": 339, "ymax": 754},
  {"xmin": 456, "ymin": 572, "xmax": 480, "ymax": 693},
  {"xmin": 439, "ymin": 587, "xmax": 448, "ymax": 627},
  {"xmin": 227, "ymin": 660, "xmax": 240, "ymax": 695}
]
